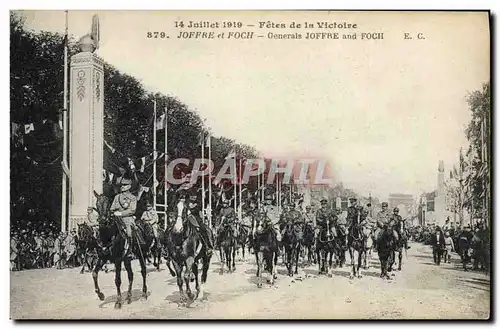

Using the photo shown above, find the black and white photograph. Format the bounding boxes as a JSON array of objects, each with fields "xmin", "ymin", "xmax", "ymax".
[{"xmin": 9, "ymin": 10, "xmax": 491, "ymax": 319}]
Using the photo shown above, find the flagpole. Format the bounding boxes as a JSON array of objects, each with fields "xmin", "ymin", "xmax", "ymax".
[
  {"xmin": 61, "ymin": 10, "xmax": 69, "ymax": 233},
  {"xmin": 208, "ymin": 130, "xmax": 212, "ymax": 228},
  {"xmin": 238, "ymin": 147, "xmax": 242, "ymax": 223},
  {"xmin": 233, "ymin": 144, "xmax": 237, "ymax": 214},
  {"xmin": 153, "ymin": 98, "xmax": 157, "ymax": 213},
  {"xmin": 201, "ymin": 129, "xmax": 206, "ymax": 224},
  {"xmin": 257, "ymin": 169, "xmax": 260, "ymax": 209},
  {"xmin": 164, "ymin": 105, "xmax": 168, "ymax": 228}
]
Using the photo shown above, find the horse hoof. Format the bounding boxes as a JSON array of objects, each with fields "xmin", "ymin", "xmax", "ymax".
[
  {"xmin": 273, "ymin": 274, "xmax": 278, "ymax": 280},
  {"xmin": 80, "ymin": 270, "xmax": 84, "ymax": 275},
  {"xmin": 127, "ymin": 298, "xmax": 132, "ymax": 304},
  {"xmin": 391, "ymin": 273, "xmax": 395, "ymax": 277},
  {"xmin": 142, "ymin": 293, "xmax": 148, "ymax": 300},
  {"xmin": 349, "ymin": 275, "xmax": 354, "ymax": 280},
  {"xmin": 219, "ymin": 270, "xmax": 224, "ymax": 275},
  {"xmin": 97, "ymin": 292, "xmax": 105, "ymax": 301},
  {"xmin": 114, "ymin": 301, "xmax": 122, "ymax": 309},
  {"xmin": 257, "ymin": 282, "xmax": 262, "ymax": 288},
  {"xmin": 357, "ymin": 275, "xmax": 362, "ymax": 279}
]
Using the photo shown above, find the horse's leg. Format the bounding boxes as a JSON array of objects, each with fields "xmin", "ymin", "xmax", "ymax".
[
  {"xmin": 317, "ymin": 247, "xmax": 322, "ymax": 274},
  {"xmin": 256, "ymin": 251, "xmax": 263, "ymax": 288},
  {"xmin": 199, "ymin": 251, "xmax": 211, "ymax": 300},
  {"xmin": 92, "ymin": 257, "xmax": 106, "ymax": 301},
  {"xmin": 398, "ymin": 250, "xmax": 402, "ymax": 271},
  {"xmin": 273, "ymin": 250, "xmax": 278, "ymax": 279},
  {"xmin": 184, "ymin": 256, "xmax": 195, "ymax": 301},
  {"xmin": 80, "ymin": 249, "xmax": 87, "ymax": 274},
  {"xmin": 114, "ymin": 261, "xmax": 123, "ymax": 309},
  {"xmin": 349, "ymin": 248, "xmax": 355, "ymax": 279},
  {"xmin": 192, "ymin": 260, "xmax": 200, "ymax": 300},
  {"xmin": 232, "ymin": 244, "xmax": 236, "ymax": 272},
  {"xmin": 172, "ymin": 260, "xmax": 186, "ymax": 303},
  {"xmin": 357, "ymin": 249, "xmax": 363, "ymax": 278},
  {"xmin": 123, "ymin": 258, "xmax": 133, "ymax": 304},
  {"xmin": 219, "ymin": 248, "xmax": 225, "ymax": 275},
  {"xmin": 137, "ymin": 247, "xmax": 148, "ymax": 300},
  {"xmin": 294, "ymin": 244, "xmax": 300, "ymax": 275}
]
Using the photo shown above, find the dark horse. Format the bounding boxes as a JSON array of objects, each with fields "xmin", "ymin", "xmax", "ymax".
[
  {"xmin": 76, "ymin": 223, "xmax": 98, "ymax": 274},
  {"xmin": 347, "ymin": 215, "xmax": 365, "ymax": 279},
  {"xmin": 252, "ymin": 214, "xmax": 279, "ymax": 287},
  {"xmin": 218, "ymin": 222, "xmax": 237, "ymax": 274},
  {"xmin": 376, "ymin": 225, "xmax": 397, "ymax": 280},
  {"xmin": 302, "ymin": 222, "xmax": 316, "ymax": 265},
  {"xmin": 164, "ymin": 200, "xmax": 213, "ymax": 305},
  {"xmin": 282, "ymin": 222, "xmax": 302, "ymax": 276},
  {"xmin": 316, "ymin": 223, "xmax": 336, "ymax": 275},
  {"xmin": 91, "ymin": 191, "xmax": 152, "ymax": 309},
  {"xmin": 392, "ymin": 220, "xmax": 406, "ymax": 271},
  {"xmin": 237, "ymin": 223, "xmax": 252, "ymax": 261}
]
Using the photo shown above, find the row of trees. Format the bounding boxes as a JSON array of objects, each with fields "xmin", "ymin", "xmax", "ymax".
[
  {"xmin": 10, "ymin": 12, "xmax": 260, "ymax": 230},
  {"xmin": 444, "ymin": 82, "xmax": 491, "ymax": 227}
]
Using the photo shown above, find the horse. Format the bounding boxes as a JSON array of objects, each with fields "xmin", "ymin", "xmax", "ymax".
[
  {"xmin": 76, "ymin": 223, "xmax": 98, "ymax": 274},
  {"xmin": 360, "ymin": 225, "xmax": 374, "ymax": 270},
  {"xmin": 471, "ymin": 229, "xmax": 490, "ymax": 272},
  {"xmin": 376, "ymin": 226, "xmax": 397, "ymax": 280},
  {"xmin": 164, "ymin": 199, "xmax": 213, "ymax": 305},
  {"xmin": 392, "ymin": 219, "xmax": 406, "ymax": 271},
  {"xmin": 282, "ymin": 222, "xmax": 302, "ymax": 276},
  {"xmin": 302, "ymin": 222, "xmax": 316, "ymax": 265},
  {"xmin": 252, "ymin": 213, "xmax": 279, "ymax": 288},
  {"xmin": 237, "ymin": 222, "xmax": 252, "ymax": 261},
  {"xmin": 135, "ymin": 220, "xmax": 161, "ymax": 271},
  {"xmin": 347, "ymin": 216, "xmax": 365, "ymax": 279},
  {"xmin": 333, "ymin": 223, "xmax": 348, "ymax": 268},
  {"xmin": 315, "ymin": 223, "xmax": 336, "ymax": 275},
  {"xmin": 218, "ymin": 220, "xmax": 237, "ymax": 274},
  {"xmin": 90, "ymin": 191, "xmax": 151, "ymax": 309}
]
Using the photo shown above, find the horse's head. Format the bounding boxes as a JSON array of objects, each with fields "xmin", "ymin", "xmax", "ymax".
[{"xmin": 94, "ymin": 190, "xmax": 111, "ymax": 219}]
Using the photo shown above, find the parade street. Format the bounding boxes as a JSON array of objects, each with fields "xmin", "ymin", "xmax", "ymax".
[{"xmin": 10, "ymin": 242, "xmax": 490, "ymax": 320}]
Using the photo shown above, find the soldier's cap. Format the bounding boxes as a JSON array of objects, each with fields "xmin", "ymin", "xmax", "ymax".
[
  {"xmin": 393, "ymin": 207, "xmax": 399, "ymax": 212},
  {"xmin": 382, "ymin": 202, "xmax": 388, "ymax": 207},
  {"xmin": 305, "ymin": 205, "xmax": 311, "ymax": 209},
  {"xmin": 349, "ymin": 197, "xmax": 357, "ymax": 201},
  {"xmin": 366, "ymin": 203, "xmax": 372, "ymax": 207},
  {"xmin": 320, "ymin": 199, "xmax": 328, "ymax": 204}
]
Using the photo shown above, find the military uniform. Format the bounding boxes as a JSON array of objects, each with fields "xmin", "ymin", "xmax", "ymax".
[
  {"xmin": 141, "ymin": 206, "xmax": 159, "ymax": 239},
  {"xmin": 187, "ymin": 196, "xmax": 214, "ymax": 250},
  {"xmin": 316, "ymin": 201, "xmax": 335, "ymax": 237},
  {"xmin": 374, "ymin": 204, "xmax": 397, "ymax": 242},
  {"xmin": 110, "ymin": 180, "xmax": 137, "ymax": 254},
  {"xmin": 283, "ymin": 206, "xmax": 305, "ymax": 240}
]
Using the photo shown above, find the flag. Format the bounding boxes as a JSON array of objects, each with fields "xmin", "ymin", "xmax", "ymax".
[
  {"xmin": 197, "ymin": 130, "xmax": 205, "ymax": 146},
  {"xmin": 155, "ymin": 113, "xmax": 166, "ymax": 130},
  {"xmin": 140, "ymin": 157, "xmax": 146, "ymax": 172},
  {"xmin": 225, "ymin": 148, "xmax": 236, "ymax": 159},
  {"xmin": 24, "ymin": 123, "xmax": 35, "ymax": 134},
  {"xmin": 104, "ymin": 140, "xmax": 116, "ymax": 154},
  {"xmin": 91, "ymin": 14, "xmax": 100, "ymax": 50},
  {"xmin": 205, "ymin": 132, "xmax": 211, "ymax": 148}
]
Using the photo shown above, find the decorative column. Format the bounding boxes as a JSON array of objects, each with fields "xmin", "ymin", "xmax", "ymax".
[{"xmin": 68, "ymin": 46, "xmax": 104, "ymax": 231}]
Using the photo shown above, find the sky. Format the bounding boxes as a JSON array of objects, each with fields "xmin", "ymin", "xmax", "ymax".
[{"xmin": 18, "ymin": 10, "xmax": 490, "ymax": 200}]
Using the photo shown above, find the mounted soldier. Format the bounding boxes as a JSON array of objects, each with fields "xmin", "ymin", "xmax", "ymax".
[
  {"xmin": 392, "ymin": 207, "xmax": 410, "ymax": 250},
  {"xmin": 374, "ymin": 202, "xmax": 397, "ymax": 249},
  {"xmin": 316, "ymin": 199, "xmax": 335, "ymax": 237},
  {"xmin": 141, "ymin": 201, "xmax": 159, "ymax": 240},
  {"xmin": 281, "ymin": 194, "xmax": 305, "ymax": 240},
  {"xmin": 110, "ymin": 176, "xmax": 137, "ymax": 257},
  {"xmin": 185, "ymin": 190, "xmax": 214, "ymax": 252},
  {"xmin": 262, "ymin": 194, "xmax": 281, "ymax": 241}
]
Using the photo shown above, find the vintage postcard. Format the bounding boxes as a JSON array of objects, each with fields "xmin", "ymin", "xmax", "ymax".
[{"xmin": 10, "ymin": 10, "xmax": 491, "ymax": 320}]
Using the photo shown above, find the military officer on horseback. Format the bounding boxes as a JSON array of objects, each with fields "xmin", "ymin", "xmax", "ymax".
[
  {"xmin": 316, "ymin": 199, "xmax": 335, "ymax": 238},
  {"xmin": 374, "ymin": 202, "xmax": 398, "ymax": 248},
  {"xmin": 186, "ymin": 190, "xmax": 214, "ymax": 251},
  {"xmin": 391, "ymin": 207, "xmax": 410, "ymax": 250},
  {"xmin": 141, "ymin": 201, "xmax": 159, "ymax": 240},
  {"xmin": 110, "ymin": 177, "xmax": 137, "ymax": 257},
  {"xmin": 282, "ymin": 194, "xmax": 305, "ymax": 240}
]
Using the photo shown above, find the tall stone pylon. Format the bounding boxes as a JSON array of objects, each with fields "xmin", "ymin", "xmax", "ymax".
[{"xmin": 68, "ymin": 34, "xmax": 104, "ymax": 231}]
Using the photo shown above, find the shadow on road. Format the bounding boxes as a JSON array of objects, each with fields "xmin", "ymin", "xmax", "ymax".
[{"xmin": 98, "ymin": 289, "xmax": 151, "ymax": 308}]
